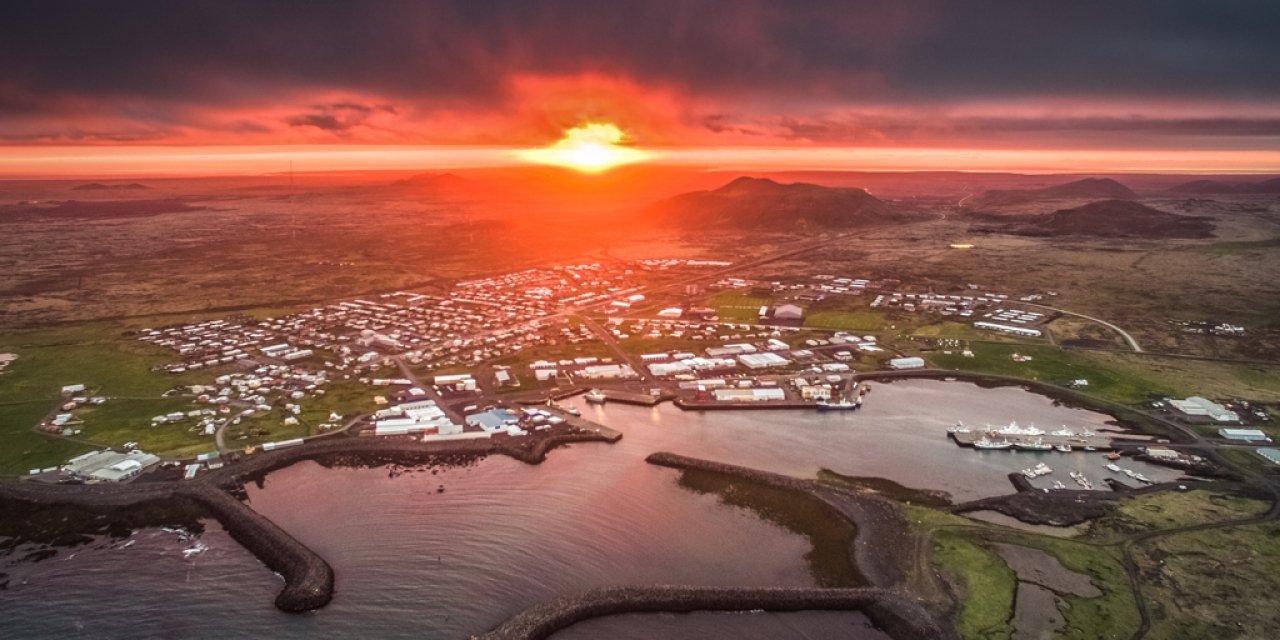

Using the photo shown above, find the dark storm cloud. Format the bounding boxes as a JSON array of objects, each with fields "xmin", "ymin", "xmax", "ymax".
[{"xmin": 0, "ymin": 0, "xmax": 1277, "ymax": 143}]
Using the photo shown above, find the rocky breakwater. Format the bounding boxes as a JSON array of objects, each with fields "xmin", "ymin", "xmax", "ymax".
[{"xmin": 474, "ymin": 585, "xmax": 953, "ymax": 640}]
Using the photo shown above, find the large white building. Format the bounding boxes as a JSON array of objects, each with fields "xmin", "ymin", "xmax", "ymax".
[
  {"xmin": 1170, "ymin": 396, "xmax": 1240, "ymax": 422},
  {"xmin": 713, "ymin": 388, "xmax": 786, "ymax": 402},
  {"xmin": 888, "ymin": 356, "xmax": 926, "ymax": 370},
  {"xmin": 973, "ymin": 321, "xmax": 1042, "ymax": 338},
  {"xmin": 63, "ymin": 450, "xmax": 161, "ymax": 483}
]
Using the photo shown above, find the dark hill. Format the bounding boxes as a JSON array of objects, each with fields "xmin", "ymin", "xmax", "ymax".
[
  {"xmin": 1006, "ymin": 200, "xmax": 1213, "ymax": 238},
  {"xmin": 968, "ymin": 178, "xmax": 1136, "ymax": 208},
  {"xmin": 72, "ymin": 182, "xmax": 150, "ymax": 191},
  {"xmin": 389, "ymin": 172, "xmax": 473, "ymax": 193},
  {"xmin": 645, "ymin": 177, "xmax": 913, "ymax": 229},
  {"xmin": 1169, "ymin": 177, "xmax": 1280, "ymax": 194},
  {"xmin": 0, "ymin": 199, "xmax": 204, "ymax": 223}
]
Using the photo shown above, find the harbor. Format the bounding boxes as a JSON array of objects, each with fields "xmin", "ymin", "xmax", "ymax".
[{"xmin": 947, "ymin": 421, "xmax": 1115, "ymax": 453}]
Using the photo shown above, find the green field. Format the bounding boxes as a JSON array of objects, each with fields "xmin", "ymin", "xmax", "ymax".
[
  {"xmin": 803, "ymin": 309, "xmax": 888, "ymax": 331},
  {"xmin": 1136, "ymin": 523, "xmax": 1280, "ymax": 639},
  {"xmin": 927, "ymin": 342, "xmax": 1173, "ymax": 404},
  {"xmin": 708, "ymin": 290, "xmax": 770, "ymax": 321},
  {"xmin": 0, "ymin": 319, "xmax": 234, "ymax": 473},
  {"xmin": 931, "ymin": 529, "xmax": 1017, "ymax": 639}
]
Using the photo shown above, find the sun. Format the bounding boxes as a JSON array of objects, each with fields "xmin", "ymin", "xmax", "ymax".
[{"xmin": 519, "ymin": 123, "xmax": 650, "ymax": 173}]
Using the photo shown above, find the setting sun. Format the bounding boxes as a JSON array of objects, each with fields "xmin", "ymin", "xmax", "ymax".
[{"xmin": 519, "ymin": 123, "xmax": 650, "ymax": 173}]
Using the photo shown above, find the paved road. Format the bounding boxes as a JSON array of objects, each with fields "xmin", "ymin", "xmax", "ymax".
[{"xmin": 1025, "ymin": 302, "xmax": 1144, "ymax": 352}]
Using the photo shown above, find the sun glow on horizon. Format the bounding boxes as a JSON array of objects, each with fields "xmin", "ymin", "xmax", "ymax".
[{"xmin": 518, "ymin": 123, "xmax": 651, "ymax": 172}]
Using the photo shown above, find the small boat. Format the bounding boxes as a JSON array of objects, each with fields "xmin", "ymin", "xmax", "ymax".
[
  {"xmin": 564, "ymin": 406, "xmax": 581, "ymax": 416},
  {"xmin": 584, "ymin": 389, "xmax": 607, "ymax": 404},
  {"xmin": 1051, "ymin": 427, "xmax": 1077, "ymax": 437},
  {"xmin": 182, "ymin": 542, "xmax": 208, "ymax": 558},
  {"xmin": 947, "ymin": 421, "xmax": 971, "ymax": 434},
  {"xmin": 1123, "ymin": 469, "xmax": 1137, "ymax": 478},
  {"xmin": 1135, "ymin": 473, "xmax": 1152, "ymax": 484},
  {"xmin": 1105, "ymin": 452, "xmax": 1122, "ymax": 460},
  {"xmin": 1106, "ymin": 463, "xmax": 1122, "ymax": 473},
  {"xmin": 1055, "ymin": 444, "xmax": 1073, "ymax": 453},
  {"xmin": 1052, "ymin": 481, "xmax": 1067, "ymax": 490},
  {"xmin": 816, "ymin": 399, "xmax": 859, "ymax": 411}
]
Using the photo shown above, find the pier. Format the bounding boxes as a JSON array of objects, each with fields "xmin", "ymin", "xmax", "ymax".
[{"xmin": 949, "ymin": 429, "xmax": 1114, "ymax": 451}]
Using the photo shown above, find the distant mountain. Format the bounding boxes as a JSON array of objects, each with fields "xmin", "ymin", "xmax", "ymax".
[
  {"xmin": 1005, "ymin": 200, "xmax": 1213, "ymax": 239},
  {"xmin": 0, "ymin": 198, "xmax": 205, "ymax": 223},
  {"xmin": 389, "ymin": 172, "xmax": 474, "ymax": 195},
  {"xmin": 968, "ymin": 178, "xmax": 1136, "ymax": 208},
  {"xmin": 1168, "ymin": 177, "xmax": 1280, "ymax": 194},
  {"xmin": 72, "ymin": 182, "xmax": 150, "ymax": 191},
  {"xmin": 644, "ymin": 177, "xmax": 912, "ymax": 229}
]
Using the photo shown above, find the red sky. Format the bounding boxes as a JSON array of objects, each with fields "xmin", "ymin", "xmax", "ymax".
[{"xmin": 2, "ymin": 1, "xmax": 1278, "ymax": 176}]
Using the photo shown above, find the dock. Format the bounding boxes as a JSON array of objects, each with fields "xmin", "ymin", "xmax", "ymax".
[
  {"xmin": 600, "ymin": 390, "xmax": 669, "ymax": 406},
  {"xmin": 949, "ymin": 430, "xmax": 1114, "ymax": 451}
]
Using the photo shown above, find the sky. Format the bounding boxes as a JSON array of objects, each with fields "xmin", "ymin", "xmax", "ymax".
[{"xmin": 2, "ymin": 0, "xmax": 1279, "ymax": 175}]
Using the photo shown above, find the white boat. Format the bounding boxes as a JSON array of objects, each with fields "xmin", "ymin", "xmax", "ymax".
[
  {"xmin": 1052, "ymin": 480, "xmax": 1067, "ymax": 490},
  {"xmin": 1055, "ymin": 444, "xmax": 1073, "ymax": 453},
  {"xmin": 1135, "ymin": 473, "xmax": 1152, "ymax": 484},
  {"xmin": 182, "ymin": 542, "xmax": 208, "ymax": 558},
  {"xmin": 584, "ymin": 389, "xmax": 607, "ymax": 404},
  {"xmin": 1051, "ymin": 427, "xmax": 1077, "ymax": 437},
  {"xmin": 1106, "ymin": 463, "xmax": 1122, "ymax": 473},
  {"xmin": 947, "ymin": 421, "xmax": 971, "ymax": 434},
  {"xmin": 973, "ymin": 437, "xmax": 1012, "ymax": 450},
  {"xmin": 564, "ymin": 406, "xmax": 581, "ymax": 416},
  {"xmin": 992, "ymin": 421, "xmax": 1045, "ymax": 437},
  {"xmin": 1017, "ymin": 439, "xmax": 1053, "ymax": 451},
  {"xmin": 816, "ymin": 399, "xmax": 860, "ymax": 411}
]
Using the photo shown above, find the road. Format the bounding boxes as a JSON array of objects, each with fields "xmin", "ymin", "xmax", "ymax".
[{"xmin": 1024, "ymin": 302, "xmax": 1144, "ymax": 352}]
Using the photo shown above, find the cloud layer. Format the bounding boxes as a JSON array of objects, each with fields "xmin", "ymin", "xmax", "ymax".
[{"xmin": 1, "ymin": 0, "xmax": 1278, "ymax": 150}]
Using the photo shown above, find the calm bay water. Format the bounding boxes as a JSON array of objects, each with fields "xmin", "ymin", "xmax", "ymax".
[{"xmin": 0, "ymin": 381, "xmax": 1182, "ymax": 638}]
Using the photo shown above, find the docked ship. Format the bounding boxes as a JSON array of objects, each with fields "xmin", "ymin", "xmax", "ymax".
[
  {"xmin": 584, "ymin": 389, "xmax": 607, "ymax": 404},
  {"xmin": 988, "ymin": 421, "xmax": 1045, "ymax": 437},
  {"xmin": 816, "ymin": 398, "xmax": 861, "ymax": 411},
  {"xmin": 973, "ymin": 436, "xmax": 1013, "ymax": 450},
  {"xmin": 1016, "ymin": 439, "xmax": 1053, "ymax": 452},
  {"xmin": 947, "ymin": 421, "xmax": 971, "ymax": 434}
]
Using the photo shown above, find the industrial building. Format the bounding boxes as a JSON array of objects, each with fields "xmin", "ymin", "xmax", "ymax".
[
  {"xmin": 737, "ymin": 352, "xmax": 791, "ymax": 370},
  {"xmin": 1170, "ymin": 396, "xmax": 1240, "ymax": 422},
  {"xmin": 713, "ymin": 388, "xmax": 786, "ymax": 402},
  {"xmin": 63, "ymin": 449, "xmax": 161, "ymax": 483},
  {"xmin": 888, "ymin": 356, "xmax": 926, "ymax": 370},
  {"xmin": 1219, "ymin": 428, "xmax": 1270, "ymax": 442},
  {"xmin": 973, "ymin": 321, "xmax": 1043, "ymax": 338}
]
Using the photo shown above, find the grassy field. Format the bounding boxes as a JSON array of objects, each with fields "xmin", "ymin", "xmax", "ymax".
[
  {"xmin": 0, "ymin": 319, "xmax": 231, "ymax": 473},
  {"xmin": 1088, "ymin": 489, "xmax": 1271, "ymax": 539},
  {"xmin": 70, "ymin": 397, "xmax": 211, "ymax": 457},
  {"xmin": 804, "ymin": 309, "xmax": 888, "ymax": 331},
  {"xmin": 928, "ymin": 342, "xmax": 1171, "ymax": 404},
  {"xmin": 1135, "ymin": 523, "xmax": 1280, "ymax": 639},
  {"xmin": 708, "ymin": 290, "xmax": 770, "ymax": 321},
  {"xmin": 931, "ymin": 529, "xmax": 1017, "ymax": 639}
]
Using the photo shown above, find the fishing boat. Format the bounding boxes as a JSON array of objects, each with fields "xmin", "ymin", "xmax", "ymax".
[
  {"xmin": 973, "ymin": 437, "xmax": 1012, "ymax": 450},
  {"xmin": 584, "ymin": 389, "xmax": 607, "ymax": 404},
  {"xmin": 816, "ymin": 398, "xmax": 860, "ymax": 411},
  {"xmin": 1016, "ymin": 439, "xmax": 1053, "ymax": 451}
]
